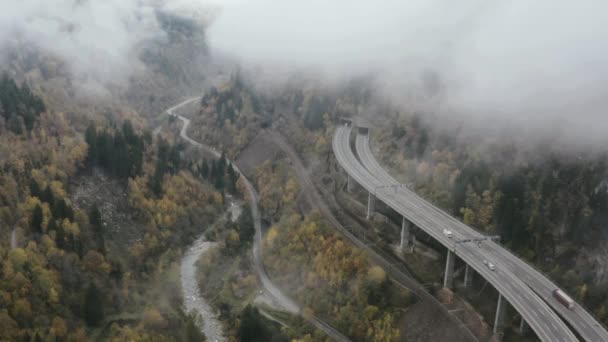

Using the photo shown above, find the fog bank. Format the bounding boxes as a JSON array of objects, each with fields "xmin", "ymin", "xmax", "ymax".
[
  {"xmin": 207, "ymin": 0, "xmax": 608, "ymax": 146},
  {"xmin": 0, "ymin": 0, "xmax": 212, "ymax": 95}
]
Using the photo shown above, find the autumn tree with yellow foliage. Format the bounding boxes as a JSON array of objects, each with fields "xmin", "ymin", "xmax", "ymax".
[
  {"xmin": 264, "ymin": 213, "xmax": 407, "ymax": 341},
  {"xmin": 0, "ymin": 75, "xmax": 224, "ymax": 340}
]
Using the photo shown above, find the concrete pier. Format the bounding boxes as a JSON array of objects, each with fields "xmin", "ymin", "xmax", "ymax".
[
  {"xmin": 443, "ymin": 250, "xmax": 455, "ymax": 288},
  {"xmin": 494, "ymin": 294, "xmax": 507, "ymax": 334},
  {"xmin": 366, "ymin": 192, "xmax": 375, "ymax": 219},
  {"xmin": 464, "ymin": 264, "xmax": 473, "ymax": 288},
  {"xmin": 346, "ymin": 174, "xmax": 354, "ymax": 192},
  {"xmin": 400, "ymin": 217, "xmax": 411, "ymax": 249}
]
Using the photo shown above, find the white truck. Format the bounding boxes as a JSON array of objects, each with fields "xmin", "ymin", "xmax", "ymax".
[{"xmin": 553, "ymin": 289, "xmax": 575, "ymax": 309}]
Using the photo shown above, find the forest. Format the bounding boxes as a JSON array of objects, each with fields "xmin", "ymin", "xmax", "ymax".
[
  {"xmin": 0, "ymin": 74, "xmax": 46, "ymax": 134},
  {"xmin": 187, "ymin": 73, "xmax": 608, "ymax": 335},
  {"xmin": 255, "ymin": 157, "xmax": 411, "ymax": 341},
  {"xmin": 373, "ymin": 113, "xmax": 608, "ymax": 325},
  {"xmin": 189, "ymin": 73, "xmax": 269, "ymax": 158},
  {"xmin": 0, "ymin": 76, "xmax": 225, "ymax": 340},
  {"xmin": 188, "ymin": 81, "xmax": 414, "ymax": 339}
]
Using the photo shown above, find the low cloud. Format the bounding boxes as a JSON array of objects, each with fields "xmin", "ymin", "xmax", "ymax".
[
  {"xmin": 2, "ymin": 0, "xmax": 606, "ymax": 147},
  {"xmin": 0, "ymin": 0, "xmax": 212, "ymax": 96},
  {"xmin": 207, "ymin": 0, "xmax": 608, "ymax": 147}
]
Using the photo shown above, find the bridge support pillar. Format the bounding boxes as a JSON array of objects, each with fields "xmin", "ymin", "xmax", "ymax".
[
  {"xmin": 366, "ymin": 192, "xmax": 375, "ymax": 219},
  {"xmin": 518, "ymin": 317, "xmax": 528, "ymax": 335},
  {"xmin": 443, "ymin": 250, "xmax": 455, "ymax": 289},
  {"xmin": 346, "ymin": 175, "xmax": 354, "ymax": 192},
  {"xmin": 493, "ymin": 294, "xmax": 507, "ymax": 334},
  {"xmin": 400, "ymin": 217, "xmax": 411, "ymax": 250},
  {"xmin": 464, "ymin": 264, "xmax": 473, "ymax": 288}
]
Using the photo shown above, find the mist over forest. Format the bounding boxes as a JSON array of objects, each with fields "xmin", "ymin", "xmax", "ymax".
[
  {"xmin": 2, "ymin": 0, "xmax": 607, "ymax": 148},
  {"xmin": 207, "ymin": 0, "xmax": 608, "ymax": 148}
]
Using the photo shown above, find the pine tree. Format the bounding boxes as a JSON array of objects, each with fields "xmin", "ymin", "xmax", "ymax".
[
  {"xmin": 23, "ymin": 111, "xmax": 35, "ymax": 132},
  {"xmin": 209, "ymin": 159, "xmax": 217, "ymax": 181},
  {"xmin": 41, "ymin": 186, "xmax": 54, "ymax": 205},
  {"xmin": 29, "ymin": 179, "xmax": 40, "ymax": 198},
  {"xmin": 89, "ymin": 205, "xmax": 102, "ymax": 231},
  {"xmin": 96, "ymin": 130, "xmax": 112, "ymax": 171},
  {"xmin": 214, "ymin": 172, "xmax": 225, "ymax": 190},
  {"xmin": 201, "ymin": 158, "xmax": 209, "ymax": 179},
  {"xmin": 31, "ymin": 204, "xmax": 43, "ymax": 233},
  {"xmin": 151, "ymin": 139, "xmax": 170, "ymax": 196},
  {"xmin": 237, "ymin": 204, "xmax": 254, "ymax": 243},
  {"xmin": 109, "ymin": 260, "xmax": 123, "ymax": 284},
  {"xmin": 218, "ymin": 152, "xmax": 227, "ymax": 174},
  {"xmin": 0, "ymin": 75, "xmax": 45, "ymax": 134},
  {"xmin": 113, "ymin": 132, "xmax": 130, "ymax": 178},
  {"xmin": 168, "ymin": 145, "xmax": 181, "ymax": 174},
  {"xmin": 85, "ymin": 122, "xmax": 98, "ymax": 168},
  {"xmin": 52, "ymin": 198, "xmax": 73, "ymax": 221},
  {"xmin": 51, "ymin": 219, "xmax": 64, "ymax": 249},
  {"xmin": 227, "ymin": 164, "xmax": 239, "ymax": 194},
  {"xmin": 84, "ymin": 283, "xmax": 104, "ymax": 326},
  {"xmin": 8, "ymin": 114, "xmax": 22, "ymax": 134},
  {"xmin": 122, "ymin": 120, "xmax": 136, "ymax": 145},
  {"xmin": 184, "ymin": 314, "xmax": 206, "ymax": 342},
  {"xmin": 67, "ymin": 233, "xmax": 75, "ymax": 253},
  {"xmin": 238, "ymin": 305, "xmax": 270, "ymax": 342},
  {"xmin": 129, "ymin": 135, "xmax": 144, "ymax": 177}
]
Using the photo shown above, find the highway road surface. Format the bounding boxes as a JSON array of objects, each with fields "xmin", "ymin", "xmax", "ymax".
[
  {"xmin": 334, "ymin": 125, "xmax": 578, "ymax": 342},
  {"xmin": 268, "ymin": 130, "xmax": 478, "ymax": 341},
  {"xmin": 354, "ymin": 131, "xmax": 608, "ymax": 342}
]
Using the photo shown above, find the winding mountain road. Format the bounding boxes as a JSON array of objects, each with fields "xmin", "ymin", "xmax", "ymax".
[{"xmin": 165, "ymin": 99, "xmax": 349, "ymax": 341}]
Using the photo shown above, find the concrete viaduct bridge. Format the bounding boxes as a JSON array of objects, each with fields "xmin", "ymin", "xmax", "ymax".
[{"xmin": 333, "ymin": 120, "xmax": 608, "ymax": 342}]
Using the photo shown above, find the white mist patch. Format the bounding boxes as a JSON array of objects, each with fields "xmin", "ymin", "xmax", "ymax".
[
  {"xmin": 207, "ymin": 0, "xmax": 608, "ymax": 145},
  {"xmin": 207, "ymin": 0, "xmax": 442, "ymax": 68},
  {"xmin": 0, "ymin": 0, "xmax": 213, "ymax": 96},
  {"xmin": 0, "ymin": 1, "xmax": 162, "ymax": 87}
]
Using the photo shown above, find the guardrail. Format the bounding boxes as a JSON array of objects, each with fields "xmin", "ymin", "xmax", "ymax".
[{"xmin": 362, "ymin": 128, "xmax": 608, "ymax": 340}]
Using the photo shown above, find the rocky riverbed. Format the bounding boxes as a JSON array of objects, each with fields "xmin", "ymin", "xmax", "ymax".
[{"xmin": 181, "ymin": 237, "xmax": 225, "ymax": 342}]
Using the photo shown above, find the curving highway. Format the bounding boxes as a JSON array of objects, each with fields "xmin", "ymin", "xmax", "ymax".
[
  {"xmin": 268, "ymin": 130, "xmax": 479, "ymax": 341},
  {"xmin": 334, "ymin": 125, "xmax": 579, "ymax": 342},
  {"xmin": 355, "ymin": 132, "xmax": 608, "ymax": 342}
]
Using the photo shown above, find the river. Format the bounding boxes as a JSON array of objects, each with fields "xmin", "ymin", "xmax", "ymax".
[
  {"xmin": 180, "ymin": 200, "xmax": 242, "ymax": 342},
  {"xmin": 181, "ymin": 237, "xmax": 224, "ymax": 342}
]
